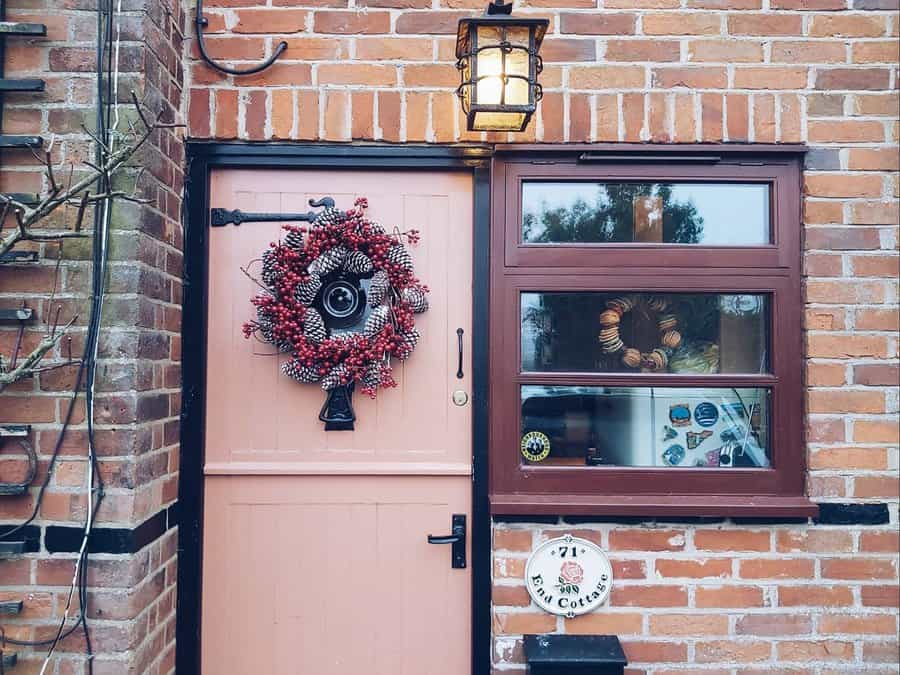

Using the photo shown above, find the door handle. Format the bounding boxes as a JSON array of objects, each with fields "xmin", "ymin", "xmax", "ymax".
[
  {"xmin": 427, "ymin": 514, "xmax": 466, "ymax": 569},
  {"xmin": 456, "ymin": 328, "xmax": 464, "ymax": 379}
]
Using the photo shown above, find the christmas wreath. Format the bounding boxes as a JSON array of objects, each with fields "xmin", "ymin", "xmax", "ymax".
[
  {"xmin": 598, "ymin": 294, "xmax": 682, "ymax": 371},
  {"xmin": 242, "ymin": 197, "xmax": 428, "ymax": 399}
]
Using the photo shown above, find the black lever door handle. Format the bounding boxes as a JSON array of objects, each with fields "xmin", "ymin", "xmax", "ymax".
[
  {"xmin": 427, "ymin": 534, "xmax": 462, "ymax": 545},
  {"xmin": 426, "ymin": 514, "xmax": 466, "ymax": 568},
  {"xmin": 456, "ymin": 328, "xmax": 464, "ymax": 379}
]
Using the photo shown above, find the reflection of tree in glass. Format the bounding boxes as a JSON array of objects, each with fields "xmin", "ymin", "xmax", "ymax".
[{"xmin": 522, "ymin": 183, "xmax": 704, "ymax": 244}]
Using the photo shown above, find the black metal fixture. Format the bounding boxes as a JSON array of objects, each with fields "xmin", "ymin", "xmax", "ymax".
[
  {"xmin": 524, "ymin": 635, "xmax": 627, "ymax": 675},
  {"xmin": 194, "ymin": 0, "xmax": 287, "ymax": 76},
  {"xmin": 455, "ymin": 0, "xmax": 548, "ymax": 133},
  {"xmin": 427, "ymin": 514, "xmax": 467, "ymax": 568}
]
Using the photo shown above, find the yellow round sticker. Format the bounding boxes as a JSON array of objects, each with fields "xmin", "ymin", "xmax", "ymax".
[{"xmin": 521, "ymin": 431, "xmax": 551, "ymax": 462}]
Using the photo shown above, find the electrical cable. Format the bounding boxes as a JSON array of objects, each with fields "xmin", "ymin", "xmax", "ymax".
[{"xmin": 1, "ymin": 2, "xmax": 116, "ymax": 670}]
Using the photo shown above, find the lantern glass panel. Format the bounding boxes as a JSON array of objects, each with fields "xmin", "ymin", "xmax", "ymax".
[{"xmin": 472, "ymin": 111, "xmax": 527, "ymax": 130}]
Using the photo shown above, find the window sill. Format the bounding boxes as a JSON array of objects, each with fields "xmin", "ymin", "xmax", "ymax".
[{"xmin": 490, "ymin": 493, "xmax": 819, "ymax": 518}]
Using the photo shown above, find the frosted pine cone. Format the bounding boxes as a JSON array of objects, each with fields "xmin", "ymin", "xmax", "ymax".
[
  {"xmin": 401, "ymin": 287, "xmax": 428, "ymax": 314},
  {"xmin": 368, "ymin": 270, "xmax": 391, "ymax": 307},
  {"xmin": 362, "ymin": 361, "xmax": 383, "ymax": 389},
  {"xmin": 309, "ymin": 246, "xmax": 348, "ymax": 276},
  {"xmin": 364, "ymin": 305, "xmax": 390, "ymax": 337},
  {"xmin": 302, "ymin": 308, "xmax": 327, "ymax": 344},
  {"xmin": 314, "ymin": 207, "xmax": 343, "ymax": 227},
  {"xmin": 282, "ymin": 360, "xmax": 320, "ymax": 383},
  {"xmin": 396, "ymin": 328, "xmax": 420, "ymax": 360},
  {"xmin": 386, "ymin": 244, "xmax": 413, "ymax": 270},
  {"xmin": 345, "ymin": 250, "xmax": 374, "ymax": 275},
  {"xmin": 261, "ymin": 249, "xmax": 278, "ymax": 286},
  {"xmin": 283, "ymin": 228, "xmax": 304, "ymax": 251},
  {"xmin": 294, "ymin": 274, "xmax": 322, "ymax": 306},
  {"xmin": 320, "ymin": 364, "xmax": 348, "ymax": 391}
]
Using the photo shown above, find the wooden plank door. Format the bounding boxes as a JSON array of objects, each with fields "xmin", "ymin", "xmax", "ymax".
[{"xmin": 201, "ymin": 169, "xmax": 473, "ymax": 675}]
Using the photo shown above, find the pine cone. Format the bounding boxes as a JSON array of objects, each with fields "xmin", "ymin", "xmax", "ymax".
[
  {"xmin": 368, "ymin": 270, "xmax": 391, "ymax": 307},
  {"xmin": 314, "ymin": 207, "xmax": 343, "ymax": 228},
  {"xmin": 309, "ymin": 247, "xmax": 348, "ymax": 276},
  {"xmin": 362, "ymin": 361, "xmax": 383, "ymax": 389},
  {"xmin": 302, "ymin": 308, "xmax": 327, "ymax": 344},
  {"xmin": 282, "ymin": 360, "xmax": 320, "ymax": 383},
  {"xmin": 345, "ymin": 250, "xmax": 374, "ymax": 275},
  {"xmin": 261, "ymin": 249, "xmax": 278, "ymax": 287},
  {"xmin": 283, "ymin": 228, "xmax": 304, "ymax": 251},
  {"xmin": 320, "ymin": 364, "xmax": 348, "ymax": 391},
  {"xmin": 401, "ymin": 287, "xmax": 428, "ymax": 314},
  {"xmin": 386, "ymin": 244, "xmax": 413, "ymax": 270},
  {"xmin": 294, "ymin": 274, "xmax": 322, "ymax": 306},
  {"xmin": 364, "ymin": 305, "xmax": 390, "ymax": 336},
  {"xmin": 396, "ymin": 328, "xmax": 420, "ymax": 361}
]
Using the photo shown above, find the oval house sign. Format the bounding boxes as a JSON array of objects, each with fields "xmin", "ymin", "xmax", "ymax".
[{"xmin": 525, "ymin": 535, "xmax": 613, "ymax": 618}]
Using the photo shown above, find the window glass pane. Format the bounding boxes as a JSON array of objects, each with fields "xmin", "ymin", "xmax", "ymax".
[
  {"xmin": 521, "ymin": 182, "xmax": 770, "ymax": 245},
  {"xmin": 522, "ymin": 292, "xmax": 768, "ymax": 374},
  {"xmin": 520, "ymin": 386, "xmax": 770, "ymax": 468}
]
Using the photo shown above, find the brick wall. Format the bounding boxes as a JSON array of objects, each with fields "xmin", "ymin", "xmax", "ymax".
[
  {"xmin": 0, "ymin": 0, "xmax": 184, "ymax": 672},
  {"xmin": 183, "ymin": 0, "xmax": 898, "ymax": 672}
]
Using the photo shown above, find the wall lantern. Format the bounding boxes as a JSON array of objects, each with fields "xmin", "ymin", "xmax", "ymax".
[{"xmin": 455, "ymin": 1, "xmax": 548, "ymax": 133}]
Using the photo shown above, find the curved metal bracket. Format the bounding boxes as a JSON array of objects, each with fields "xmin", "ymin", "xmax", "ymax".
[{"xmin": 195, "ymin": 0, "xmax": 287, "ymax": 76}]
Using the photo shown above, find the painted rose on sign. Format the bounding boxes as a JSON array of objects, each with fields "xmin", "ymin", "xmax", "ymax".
[
  {"xmin": 556, "ymin": 560, "xmax": 584, "ymax": 594},
  {"xmin": 526, "ymin": 535, "xmax": 614, "ymax": 618}
]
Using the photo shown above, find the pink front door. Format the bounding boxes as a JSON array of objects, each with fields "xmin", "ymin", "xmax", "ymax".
[{"xmin": 201, "ymin": 169, "xmax": 474, "ymax": 675}]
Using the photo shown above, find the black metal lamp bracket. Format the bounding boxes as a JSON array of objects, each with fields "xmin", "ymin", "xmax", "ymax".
[{"xmin": 195, "ymin": 0, "xmax": 287, "ymax": 76}]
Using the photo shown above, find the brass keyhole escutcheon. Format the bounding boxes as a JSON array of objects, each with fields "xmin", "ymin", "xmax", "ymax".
[{"xmin": 452, "ymin": 390, "xmax": 469, "ymax": 406}]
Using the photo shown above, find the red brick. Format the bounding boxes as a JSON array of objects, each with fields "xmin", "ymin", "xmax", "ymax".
[
  {"xmin": 611, "ymin": 585, "xmax": 688, "ymax": 607},
  {"xmin": 735, "ymin": 613, "xmax": 812, "ymax": 636},
  {"xmin": 819, "ymin": 614, "xmax": 897, "ymax": 635},
  {"xmin": 609, "ymin": 529, "xmax": 685, "ymax": 551},
  {"xmin": 395, "ymin": 11, "xmax": 471, "ymax": 34},
  {"xmin": 860, "ymin": 530, "xmax": 900, "ymax": 553},
  {"xmin": 729, "ymin": 14, "xmax": 803, "ymax": 36},
  {"xmin": 771, "ymin": 41, "xmax": 846, "ymax": 63},
  {"xmin": 314, "ymin": 10, "xmax": 391, "ymax": 33},
  {"xmin": 607, "ymin": 40, "xmax": 680, "ymax": 62},
  {"xmin": 492, "ymin": 585, "xmax": 532, "ymax": 607},
  {"xmin": 650, "ymin": 614, "xmax": 729, "ymax": 636},
  {"xmin": 816, "ymin": 68, "xmax": 892, "ymax": 91},
  {"xmin": 689, "ymin": 39, "xmax": 764, "ymax": 62},
  {"xmin": 808, "ymin": 120, "xmax": 887, "ymax": 143},
  {"xmin": 621, "ymin": 641, "xmax": 687, "ymax": 663},
  {"xmin": 493, "ymin": 611, "xmax": 556, "ymax": 635},
  {"xmin": 778, "ymin": 585, "xmax": 855, "ymax": 607},
  {"xmin": 855, "ymin": 309, "xmax": 899, "ymax": 332},
  {"xmin": 493, "ymin": 529, "xmax": 533, "ymax": 552},
  {"xmin": 351, "ymin": 90, "xmax": 374, "ymax": 140},
  {"xmin": 297, "ymin": 90, "xmax": 319, "ymax": 140},
  {"xmin": 323, "ymin": 89, "xmax": 349, "ymax": 141},
  {"xmin": 696, "ymin": 585, "xmax": 765, "ymax": 608},
  {"xmin": 776, "ymin": 641, "xmax": 854, "ymax": 662},
  {"xmin": 811, "ymin": 447, "xmax": 888, "ymax": 470},
  {"xmin": 644, "ymin": 13, "xmax": 720, "ymax": 35},
  {"xmin": 695, "ymin": 530, "xmax": 770, "ymax": 552},
  {"xmin": 735, "ymin": 66, "xmax": 808, "ymax": 89},
  {"xmin": 233, "ymin": 8, "xmax": 308, "ymax": 33},
  {"xmin": 569, "ymin": 613, "xmax": 644, "ymax": 634},
  {"xmin": 655, "ymin": 558, "xmax": 732, "ymax": 578},
  {"xmin": 653, "ymin": 67, "xmax": 727, "ymax": 89},
  {"xmin": 560, "ymin": 13, "xmax": 636, "ymax": 34},
  {"xmin": 861, "ymin": 585, "xmax": 900, "ymax": 607},
  {"xmin": 570, "ymin": 66, "xmax": 646, "ymax": 89},
  {"xmin": 696, "ymin": 640, "xmax": 771, "ymax": 663},
  {"xmin": 809, "ymin": 15, "xmax": 887, "ymax": 37},
  {"xmin": 271, "ymin": 89, "xmax": 293, "ymax": 139},
  {"xmin": 822, "ymin": 558, "xmax": 897, "ymax": 580},
  {"xmin": 740, "ymin": 558, "xmax": 815, "ymax": 579},
  {"xmin": 854, "ymin": 475, "xmax": 900, "ymax": 499}
]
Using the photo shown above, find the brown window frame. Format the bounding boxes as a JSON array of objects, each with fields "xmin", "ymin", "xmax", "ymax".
[{"xmin": 489, "ymin": 145, "xmax": 816, "ymax": 518}]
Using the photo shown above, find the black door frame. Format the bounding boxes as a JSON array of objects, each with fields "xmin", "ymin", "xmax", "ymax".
[{"xmin": 177, "ymin": 142, "xmax": 493, "ymax": 675}]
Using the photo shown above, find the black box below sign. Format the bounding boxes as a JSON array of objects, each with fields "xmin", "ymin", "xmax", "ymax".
[{"xmin": 524, "ymin": 634, "xmax": 627, "ymax": 675}]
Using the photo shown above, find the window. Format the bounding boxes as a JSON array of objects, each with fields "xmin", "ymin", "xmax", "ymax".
[{"xmin": 489, "ymin": 147, "xmax": 813, "ymax": 517}]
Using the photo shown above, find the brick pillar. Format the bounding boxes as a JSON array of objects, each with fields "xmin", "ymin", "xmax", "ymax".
[{"xmin": 0, "ymin": 0, "xmax": 184, "ymax": 672}]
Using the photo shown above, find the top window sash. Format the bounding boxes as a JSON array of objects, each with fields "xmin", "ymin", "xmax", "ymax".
[{"xmin": 498, "ymin": 159, "xmax": 801, "ymax": 271}]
